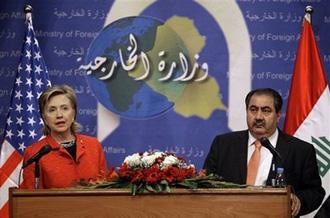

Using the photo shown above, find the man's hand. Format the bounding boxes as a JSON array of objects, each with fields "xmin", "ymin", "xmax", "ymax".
[{"xmin": 291, "ymin": 193, "xmax": 301, "ymax": 216}]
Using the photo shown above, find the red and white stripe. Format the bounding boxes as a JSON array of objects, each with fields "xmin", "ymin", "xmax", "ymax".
[{"xmin": 0, "ymin": 140, "xmax": 23, "ymax": 217}]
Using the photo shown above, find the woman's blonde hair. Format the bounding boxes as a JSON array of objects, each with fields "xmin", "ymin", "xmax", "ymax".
[{"xmin": 39, "ymin": 84, "xmax": 81, "ymax": 135}]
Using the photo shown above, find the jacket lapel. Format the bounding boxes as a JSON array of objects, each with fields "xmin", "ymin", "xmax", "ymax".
[
  {"xmin": 75, "ymin": 134, "xmax": 86, "ymax": 162},
  {"xmin": 237, "ymin": 131, "xmax": 249, "ymax": 183},
  {"xmin": 266, "ymin": 130, "xmax": 290, "ymax": 185},
  {"xmin": 45, "ymin": 135, "xmax": 60, "ymax": 150},
  {"xmin": 275, "ymin": 130, "xmax": 290, "ymax": 166}
]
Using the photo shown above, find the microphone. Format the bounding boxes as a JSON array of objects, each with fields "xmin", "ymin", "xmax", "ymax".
[
  {"xmin": 22, "ymin": 144, "xmax": 52, "ymax": 169},
  {"xmin": 260, "ymin": 137, "xmax": 282, "ymax": 161},
  {"xmin": 260, "ymin": 137, "xmax": 287, "ymax": 187}
]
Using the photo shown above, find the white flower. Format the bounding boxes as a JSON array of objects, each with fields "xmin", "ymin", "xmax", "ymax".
[
  {"xmin": 122, "ymin": 151, "xmax": 192, "ymax": 172},
  {"xmin": 161, "ymin": 155, "xmax": 179, "ymax": 169},
  {"xmin": 141, "ymin": 151, "xmax": 164, "ymax": 167},
  {"xmin": 153, "ymin": 151, "xmax": 164, "ymax": 158},
  {"xmin": 141, "ymin": 154, "xmax": 156, "ymax": 167},
  {"xmin": 142, "ymin": 151, "xmax": 150, "ymax": 157},
  {"xmin": 187, "ymin": 164, "xmax": 196, "ymax": 169},
  {"xmin": 124, "ymin": 153, "xmax": 142, "ymax": 168}
]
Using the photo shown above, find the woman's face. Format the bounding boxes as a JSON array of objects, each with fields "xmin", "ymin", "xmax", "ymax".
[{"xmin": 43, "ymin": 94, "xmax": 75, "ymax": 137}]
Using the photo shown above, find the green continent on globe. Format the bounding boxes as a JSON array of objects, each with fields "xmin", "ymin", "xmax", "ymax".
[
  {"xmin": 128, "ymin": 16, "xmax": 226, "ymax": 119},
  {"xmin": 102, "ymin": 18, "xmax": 163, "ymax": 113}
]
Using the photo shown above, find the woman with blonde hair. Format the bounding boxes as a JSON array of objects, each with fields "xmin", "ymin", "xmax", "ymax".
[{"xmin": 21, "ymin": 84, "xmax": 108, "ymax": 188}]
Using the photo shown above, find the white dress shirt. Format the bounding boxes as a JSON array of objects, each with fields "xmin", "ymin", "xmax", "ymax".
[{"xmin": 247, "ymin": 129, "xmax": 279, "ymax": 186}]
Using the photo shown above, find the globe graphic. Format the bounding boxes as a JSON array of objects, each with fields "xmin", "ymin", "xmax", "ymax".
[{"xmin": 85, "ymin": 16, "xmax": 188, "ymax": 119}]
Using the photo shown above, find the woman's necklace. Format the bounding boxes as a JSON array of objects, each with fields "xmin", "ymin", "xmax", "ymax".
[
  {"xmin": 60, "ymin": 140, "xmax": 76, "ymax": 148},
  {"xmin": 52, "ymin": 133, "xmax": 75, "ymax": 148}
]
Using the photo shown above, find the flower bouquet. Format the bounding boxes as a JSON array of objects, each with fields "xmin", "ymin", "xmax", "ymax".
[{"xmin": 80, "ymin": 151, "xmax": 244, "ymax": 195}]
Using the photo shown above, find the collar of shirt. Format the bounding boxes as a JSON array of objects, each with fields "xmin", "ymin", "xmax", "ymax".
[{"xmin": 247, "ymin": 129, "xmax": 279, "ymax": 148}]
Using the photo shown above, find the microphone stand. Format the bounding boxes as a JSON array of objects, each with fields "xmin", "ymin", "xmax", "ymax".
[
  {"xmin": 271, "ymin": 155, "xmax": 285, "ymax": 187},
  {"xmin": 34, "ymin": 160, "xmax": 40, "ymax": 189},
  {"xmin": 260, "ymin": 137, "xmax": 285, "ymax": 187}
]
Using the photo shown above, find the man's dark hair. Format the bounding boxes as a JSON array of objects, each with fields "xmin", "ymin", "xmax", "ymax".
[{"xmin": 245, "ymin": 88, "xmax": 283, "ymax": 113}]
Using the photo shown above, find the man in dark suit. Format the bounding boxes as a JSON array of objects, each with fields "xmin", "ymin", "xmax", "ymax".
[{"xmin": 203, "ymin": 88, "xmax": 325, "ymax": 217}]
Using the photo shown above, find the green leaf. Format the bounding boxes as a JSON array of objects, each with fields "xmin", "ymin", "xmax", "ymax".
[
  {"xmin": 146, "ymin": 184, "xmax": 156, "ymax": 193},
  {"xmin": 159, "ymin": 181, "xmax": 170, "ymax": 193},
  {"xmin": 136, "ymin": 183, "xmax": 145, "ymax": 194},
  {"xmin": 131, "ymin": 184, "xmax": 137, "ymax": 196},
  {"xmin": 178, "ymin": 180, "xmax": 198, "ymax": 189},
  {"xmin": 160, "ymin": 180, "xmax": 169, "ymax": 185},
  {"xmin": 164, "ymin": 184, "xmax": 171, "ymax": 193}
]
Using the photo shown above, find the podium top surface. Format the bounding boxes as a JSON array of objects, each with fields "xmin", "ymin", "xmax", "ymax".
[{"xmin": 10, "ymin": 186, "xmax": 290, "ymax": 196}]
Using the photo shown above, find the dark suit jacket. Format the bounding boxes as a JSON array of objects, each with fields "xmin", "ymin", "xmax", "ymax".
[
  {"xmin": 203, "ymin": 129, "xmax": 325, "ymax": 216},
  {"xmin": 315, "ymin": 194, "xmax": 330, "ymax": 218}
]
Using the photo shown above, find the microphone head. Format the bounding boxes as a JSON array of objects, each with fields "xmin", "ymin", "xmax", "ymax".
[
  {"xmin": 259, "ymin": 136, "xmax": 274, "ymax": 151},
  {"xmin": 259, "ymin": 137, "xmax": 283, "ymax": 161},
  {"xmin": 260, "ymin": 137, "xmax": 272, "ymax": 149},
  {"xmin": 22, "ymin": 144, "xmax": 52, "ymax": 169},
  {"xmin": 260, "ymin": 137, "xmax": 268, "ymax": 144}
]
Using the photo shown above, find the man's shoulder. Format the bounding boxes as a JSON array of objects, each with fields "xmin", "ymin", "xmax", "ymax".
[
  {"xmin": 215, "ymin": 130, "xmax": 247, "ymax": 139},
  {"xmin": 279, "ymin": 131, "xmax": 314, "ymax": 150},
  {"xmin": 212, "ymin": 130, "xmax": 248, "ymax": 146},
  {"xmin": 209, "ymin": 130, "xmax": 248, "ymax": 152}
]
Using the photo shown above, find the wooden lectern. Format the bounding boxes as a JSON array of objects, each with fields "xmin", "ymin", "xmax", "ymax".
[{"xmin": 9, "ymin": 187, "xmax": 291, "ymax": 218}]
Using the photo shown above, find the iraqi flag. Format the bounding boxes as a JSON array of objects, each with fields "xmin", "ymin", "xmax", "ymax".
[{"xmin": 284, "ymin": 9, "xmax": 330, "ymax": 218}]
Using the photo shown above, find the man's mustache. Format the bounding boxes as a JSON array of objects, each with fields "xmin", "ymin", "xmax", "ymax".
[{"xmin": 253, "ymin": 120, "xmax": 265, "ymax": 127}]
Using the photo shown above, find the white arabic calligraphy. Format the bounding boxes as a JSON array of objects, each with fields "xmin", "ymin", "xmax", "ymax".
[{"xmin": 79, "ymin": 34, "xmax": 209, "ymax": 82}]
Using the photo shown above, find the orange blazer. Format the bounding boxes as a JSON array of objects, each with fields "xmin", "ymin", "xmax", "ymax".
[{"xmin": 21, "ymin": 134, "xmax": 108, "ymax": 189}]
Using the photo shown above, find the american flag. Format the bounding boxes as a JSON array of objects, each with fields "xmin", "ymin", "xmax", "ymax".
[{"xmin": 0, "ymin": 14, "xmax": 51, "ymax": 217}]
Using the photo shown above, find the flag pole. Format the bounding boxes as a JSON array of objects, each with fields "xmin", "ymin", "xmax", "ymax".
[
  {"xmin": 304, "ymin": 5, "xmax": 313, "ymax": 23},
  {"xmin": 24, "ymin": 5, "xmax": 33, "ymax": 23}
]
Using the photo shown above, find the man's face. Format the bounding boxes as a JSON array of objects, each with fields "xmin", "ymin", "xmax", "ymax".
[{"xmin": 246, "ymin": 94, "xmax": 281, "ymax": 139}]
